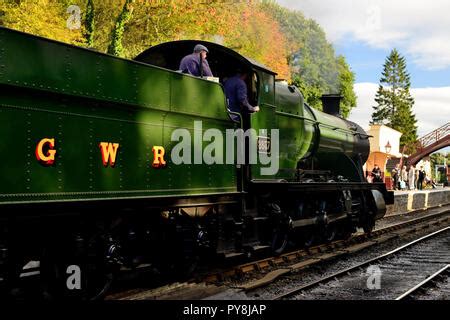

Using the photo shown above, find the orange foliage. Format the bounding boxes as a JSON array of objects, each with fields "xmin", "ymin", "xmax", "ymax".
[
  {"xmin": 139, "ymin": 1, "xmax": 290, "ymax": 78},
  {"xmin": 1, "ymin": 0, "xmax": 290, "ymax": 78},
  {"xmin": 220, "ymin": 4, "xmax": 290, "ymax": 79}
]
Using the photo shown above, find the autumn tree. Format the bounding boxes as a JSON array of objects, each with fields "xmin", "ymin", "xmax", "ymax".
[
  {"xmin": 1, "ymin": 0, "xmax": 353, "ymax": 103},
  {"xmin": 0, "ymin": 0, "xmax": 84, "ymax": 45},
  {"xmin": 222, "ymin": 3, "xmax": 289, "ymax": 79},
  {"xmin": 372, "ymin": 49, "xmax": 418, "ymax": 147},
  {"xmin": 119, "ymin": 1, "xmax": 289, "ymax": 77},
  {"xmin": 120, "ymin": 1, "xmax": 239, "ymax": 58}
]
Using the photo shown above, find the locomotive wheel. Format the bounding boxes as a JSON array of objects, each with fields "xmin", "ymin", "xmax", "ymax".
[
  {"xmin": 323, "ymin": 224, "xmax": 337, "ymax": 243},
  {"xmin": 269, "ymin": 204, "xmax": 290, "ymax": 255},
  {"xmin": 363, "ymin": 218, "xmax": 375, "ymax": 234},
  {"xmin": 1, "ymin": 253, "xmax": 26, "ymax": 299},
  {"xmin": 301, "ymin": 228, "xmax": 316, "ymax": 247},
  {"xmin": 271, "ymin": 227, "xmax": 289, "ymax": 256},
  {"xmin": 336, "ymin": 222, "xmax": 353, "ymax": 240},
  {"xmin": 41, "ymin": 252, "xmax": 116, "ymax": 300}
]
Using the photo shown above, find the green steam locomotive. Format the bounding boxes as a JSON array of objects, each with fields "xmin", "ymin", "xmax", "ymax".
[{"xmin": 0, "ymin": 27, "xmax": 393, "ymax": 299}]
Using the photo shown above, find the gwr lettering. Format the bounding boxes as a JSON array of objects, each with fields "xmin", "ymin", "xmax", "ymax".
[
  {"xmin": 34, "ymin": 139, "xmax": 167, "ymax": 169},
  {"xmin": 35, "ymin": 138, "xmax": 56, "ymax": 165},
  {"xmin": 152, "ymin": 146, "xmax": 167, "ymax": 168},
  {"xmin": 99, "ymin": 142, "xmax": 120, "ymax": 167}
]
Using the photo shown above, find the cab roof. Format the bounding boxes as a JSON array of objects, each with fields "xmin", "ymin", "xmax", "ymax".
[{"xmin": 134, "ymin": 40, "xmax": 277, "ymax": 76}]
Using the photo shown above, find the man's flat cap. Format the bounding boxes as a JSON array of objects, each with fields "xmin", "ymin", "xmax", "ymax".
[{"xmin": 194, "ymin": 44, "xmax": 209, "ymax": 53}]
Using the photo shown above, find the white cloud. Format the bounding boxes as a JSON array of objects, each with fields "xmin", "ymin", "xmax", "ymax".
[
  {"xmin": 347, "ymin": 83, "xmax": 378, "ymax": 129},
  {"xmin": 276, "ymin": 0, "xmax": 450, "ymax": 70},
  {"xmin": 348, "ymin": 83, "xmax": 450, "ymax": 138}
]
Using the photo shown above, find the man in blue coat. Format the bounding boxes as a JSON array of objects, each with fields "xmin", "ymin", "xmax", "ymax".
[
  {"xmin": 179, "ymin": 44, "xmax": 213, "ymax": 77},
  {"xmin": 224, "ymin": 71, "xmax": 260, "ymax": 121}
]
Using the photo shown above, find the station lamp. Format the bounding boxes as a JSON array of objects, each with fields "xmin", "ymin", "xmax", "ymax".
[{"xmin": 385, "ymin": 141, "xmax": 392, "ymax": 154}]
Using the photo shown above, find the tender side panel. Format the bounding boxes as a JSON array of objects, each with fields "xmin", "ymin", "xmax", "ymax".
[
  {"xmin": 163, "ymin": 113, "xmax": 237, "ymax": 195},
  {"xmin": 0, "ymin": 28, "xmax": 238, "ymax": 204},
  {"xmin": 0, "ymin": 27, "xmax": 231, "ymax": 115}
]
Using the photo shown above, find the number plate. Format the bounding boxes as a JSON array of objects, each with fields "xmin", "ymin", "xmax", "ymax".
[{"xmin": 257, "ymin": 136, "xmax": 271, "ymax": 154}]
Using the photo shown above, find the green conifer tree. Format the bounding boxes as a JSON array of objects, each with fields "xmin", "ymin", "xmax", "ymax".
[
  {"xmin": 107, "ymin": 0, "xmax": 134, "ymax": 57},
  {"xmin": 85, "ymin": 0, "xmax": 95, "ymax": 47},
  {"xmin": 371, "ymin": 49, "xmax": 418, "ymax": 147}
]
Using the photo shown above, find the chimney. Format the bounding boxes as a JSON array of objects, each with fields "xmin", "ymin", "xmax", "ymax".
[{"xmin": 321, "ymin": 94, "xmax": 342, "ymax": 117}]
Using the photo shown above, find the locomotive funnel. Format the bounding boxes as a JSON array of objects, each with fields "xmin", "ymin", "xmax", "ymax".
[{"xmin": 321, "ymin": 94, "xmax": 342, "ymax": 117}]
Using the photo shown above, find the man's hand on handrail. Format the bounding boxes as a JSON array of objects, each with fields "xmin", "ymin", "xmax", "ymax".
[{"xmin": 249, "ymin": 105, "xmax": 260, "ymax": 113}]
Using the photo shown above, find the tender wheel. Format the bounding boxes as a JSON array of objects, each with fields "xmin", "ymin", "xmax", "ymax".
[
  {"xmin": 40, "ymin": 232, "xmax": 120, "ymax": 300},
  {"xmin": 1, "ymin": 251, "xmax": 26, "ymax": 299},
  {"xmin": 154, "ymin": 220, "xmax": 201, "ymax": 280}
]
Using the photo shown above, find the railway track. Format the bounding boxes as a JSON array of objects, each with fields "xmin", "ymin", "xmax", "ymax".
[
  {"xmin": 396, "ymin": 264, "xmax": 449, "ymax": 300},
  {"xmin": 271, "ymin": 227, "xmax": 450, "ymax": 300},
  {"xmin": 202, "ymin": 206, "xmax": 450, "ymax": 285},
  {"xmin": 107, "ymin": 206, "xmax": 450, "ymax": 300}
]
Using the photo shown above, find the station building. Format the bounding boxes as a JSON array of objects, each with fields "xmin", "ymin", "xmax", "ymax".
[
  {"xmin": 364, "ymin": 124, "xmax": 436, "ymax": 189},
  {"xmin": 364, "ymin": 124, "xmax": 402, "ymax": 185}
]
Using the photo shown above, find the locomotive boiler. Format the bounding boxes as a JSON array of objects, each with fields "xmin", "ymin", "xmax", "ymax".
[{"xmin": 0, "ymin": 27, "xmax": 393, "ymax": 299}]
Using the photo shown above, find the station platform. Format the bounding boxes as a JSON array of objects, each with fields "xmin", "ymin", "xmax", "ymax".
[{"xmin": 386, "ymin": 187, "xmax": 450, "ymax": 216}]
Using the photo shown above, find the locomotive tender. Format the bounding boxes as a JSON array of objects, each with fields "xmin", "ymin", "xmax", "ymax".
[{"xmin": 0, "ymin": 27, "xmax": 393, "ymax": 299}]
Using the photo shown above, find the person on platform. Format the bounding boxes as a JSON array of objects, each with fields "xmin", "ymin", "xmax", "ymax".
[
  {"xmin": 371, "ymin": 165, "xmax": 383, "ymax": 183},
  {"xmin": 401, "ymin": 165, "xmax": 408, "ymax": 190},
  {"xmin": 417, "ymin": 166, "xmax": 425, "ymax": 190},
  {"xmin": 408, "ymin": 165, "xmax": 416, "ymax": 190},
  {"xmin": 179, "ymin": 44, "xmax": 213, "ymax": 78},
  {"xmin": 391, "ymin": 164, "xmax": 400, "ymax": 190}
]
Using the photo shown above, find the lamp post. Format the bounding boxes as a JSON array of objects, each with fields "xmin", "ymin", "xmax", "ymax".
[
  {"xmin": 384, "ymin": 141, "xmax": 392, "ymax": 188},
  {"xmin": 385, "ymin": 141, "xmax": 392, "ymax": 154}
]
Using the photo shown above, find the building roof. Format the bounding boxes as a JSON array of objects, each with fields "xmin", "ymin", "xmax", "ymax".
[{"xmin": 368, "ymin": 124, "xmax": 403, "ymax": 136}]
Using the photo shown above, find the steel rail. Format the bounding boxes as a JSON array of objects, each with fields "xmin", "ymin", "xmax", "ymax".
[
  {"xmin": 272, "ymin": 226, "xmax": 450, "ymax": 300},
  {"xmin": 203, "ymin": 206, "xmax": 450, "ymax": 283},
  {"xmin": 395, "ymin": 264, "xmax": 449, "ymax": 300}
]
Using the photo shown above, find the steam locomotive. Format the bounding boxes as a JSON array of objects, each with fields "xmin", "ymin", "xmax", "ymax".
[{"xmin": 0, "ymin": 27, "xmax": 393, "ymax": 299}]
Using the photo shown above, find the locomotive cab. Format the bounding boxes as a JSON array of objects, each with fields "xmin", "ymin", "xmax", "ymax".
[{"xmin": 134, "ymin": 40, "xmax": 273, "ymax": 127}]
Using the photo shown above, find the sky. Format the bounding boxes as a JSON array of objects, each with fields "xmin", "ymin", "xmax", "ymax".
[{"xmin": 277, "ymin": 0, "xmax": 450, "ymax": 141}]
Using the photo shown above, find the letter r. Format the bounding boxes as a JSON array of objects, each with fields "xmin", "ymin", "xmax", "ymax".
[{"xmin": 152, "ymin": 146, "xmax": 166, "ymax": 168}]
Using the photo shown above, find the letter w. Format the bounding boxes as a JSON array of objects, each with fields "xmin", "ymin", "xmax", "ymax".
[{"xmin": 99, "ymin": 142, "xmax": 120, "ymax": 167}]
